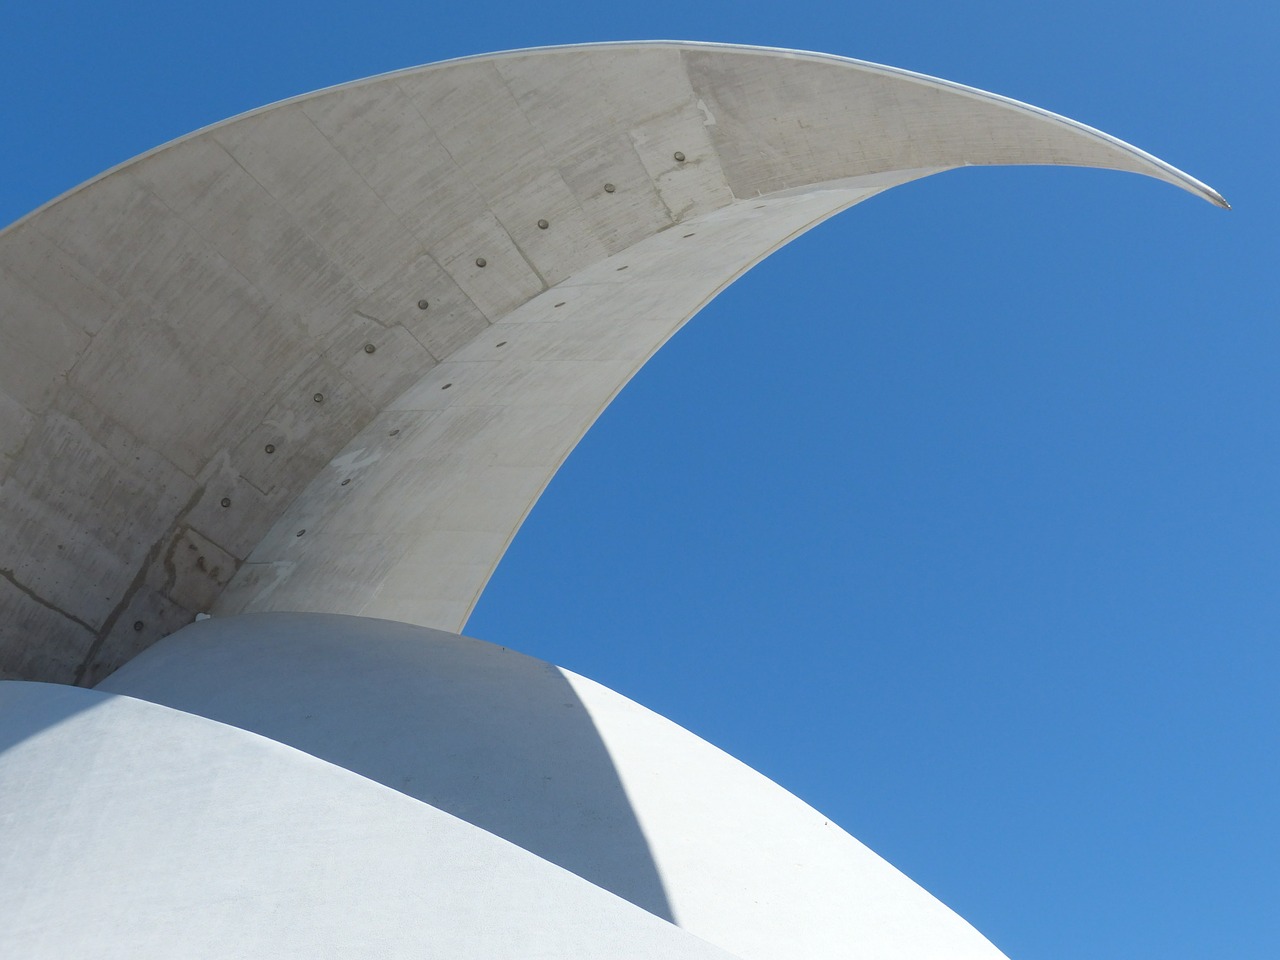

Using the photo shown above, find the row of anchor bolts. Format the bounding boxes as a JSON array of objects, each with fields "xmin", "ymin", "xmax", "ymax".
[
  {"xmin": 225, "ymin": 315, "xmax": 394, "ymax": 502},
  {"xmin": 218, "ymin": 151, "xmax": 695, "ymax": 524},
  {"xmin": 458, "ymin": 150, "xmax": 688, "ymax": 268},
  {"xmin": 212, "ymin": 307, "xmax": 406, "ymax": 554}
]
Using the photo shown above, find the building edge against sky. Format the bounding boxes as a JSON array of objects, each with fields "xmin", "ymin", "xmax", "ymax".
[{"xmin": 0, "ymin": 43, "xmax": 1223, "ymax": 958}]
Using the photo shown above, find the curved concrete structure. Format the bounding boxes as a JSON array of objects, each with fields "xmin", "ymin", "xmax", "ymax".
[
  {"xmin": 0, "ymin": 680, "xmax": 738, "ymax": 959},
  {"xmin": 0, "ymin": 41, "xmax": 1222, "ymax": 960},
  {"xmin": 0, "ymin": 42, "xmax": 1223, "ymax": 685},
  {"xmin": 98, "ymin": 613, "xmax": 1008, "ymax": 960}
]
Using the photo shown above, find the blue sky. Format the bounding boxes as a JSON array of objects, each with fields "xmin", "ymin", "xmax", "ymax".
[{"xmin": 3, "ymin": 3, "xmax": 1274, "ymax": 958}]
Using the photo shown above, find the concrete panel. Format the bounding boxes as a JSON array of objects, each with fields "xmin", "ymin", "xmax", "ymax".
[
  {"xmin": 0, "ymin": 680, "xmax": 739, "ymax": 959},
  {"xmin": 629, "ymin": 105, "xmax": 736, "ymax": 222},
  {"xmin": 0, "ymin": 268, "xmax": 90, "ymax": 410},
  {"xmin": 224, "ymin": 356, "xmax": 378, "ymax": 498},
  {"xmin": 0, "ymin": 223, "xmax": 120, "ymax": 337},
  {"xmin": 301, "ymin": 80, "xmax": 488, "ymax": 249},
  {"xmin": 130, "ymin": 136, "xmax": 364, "ymax": 341},
  {"xmin": 0, "ymin": 577, "xmax": 94, "ymax": 682},
  {"xmin": 26, "ymin": 171, "xmax": 172, "ymax": 291},
  {"xmin": 397, "ymin": 59, "xmax": 550, "ymax": 201},
  {"xmin": 150, "ymin": 527, "xmax": 238, "ymax": 614},
  {"xmin": 495, "ymin": 46, "xmax": 695, "ymax": 158},
  {"xmin": 212, "ymin": 106, "xmax": 424, "ymax": 293},
  {"xmin": 0, "ymin": 390, "xmax": 198, "ymax": 628},
  {"xmin": 358, "ymin": 252, "xmax": 492, "ymax": 361},
  {"xmin": 76, "ymin": 586, "xmax": 196, "ymax": 688},
  {"xmin": 0, "ymin": 388, "xmax": 36, "ymax": 476},
  {"xmin": 428, "ymin": 210, "xmax": 547, "ymax": 319},
  {"xmin": 64, "ymin": 297, "xmax": 256, "ymax": 478},
  {"xmin": 557, "ymin": 133, "xmax": 676, "ymax": 254},
  {"xmin": 681, "ymin": 47, "xmax": 1218, "ymax": 200},
  {"xmin": 180, "ymin": 450, "xmax": 295, "ymax": 559},
  {"xmin": 485, "ymin": 168, "xmax": 609, "ymax": 287}
]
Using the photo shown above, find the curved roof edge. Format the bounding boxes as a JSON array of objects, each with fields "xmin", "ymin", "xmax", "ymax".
[
  {"xmin": 0, "ymin": 42, "xmax": 1225, "ymax": 683},
  {"xmin": 1, "ymin": 41, "xmax": 1226, "ymax": 238}
]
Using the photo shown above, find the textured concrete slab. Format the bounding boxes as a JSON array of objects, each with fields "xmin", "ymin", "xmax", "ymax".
[{"xmin": 0, "ymin": 43, "xmax": 1223, "ymax": 681}]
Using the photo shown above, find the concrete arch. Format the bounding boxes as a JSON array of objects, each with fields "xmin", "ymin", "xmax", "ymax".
[{"xmin": 0, "ymin": 43, "xmax": 1222, "ymax": 683}]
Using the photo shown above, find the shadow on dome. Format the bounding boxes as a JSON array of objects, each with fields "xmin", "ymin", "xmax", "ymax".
[{"xmin": 96, "ymin": 611, "xmax": 675, "ymax": 920}]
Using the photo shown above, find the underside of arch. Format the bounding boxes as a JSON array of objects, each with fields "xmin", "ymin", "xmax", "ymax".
[{"xmin": 0, "ymin": 43, "xmax": 1223, "ymax": 683}]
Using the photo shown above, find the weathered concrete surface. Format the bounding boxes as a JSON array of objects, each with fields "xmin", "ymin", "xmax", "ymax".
[
  {"xmin": 214, "ymin": 183, "xmax": 891, "ymax": 627},
  {"xmin": 0, "ymin": 43, "xmax": 1224, "ymax": 682},
  {"xmin": 99, "ymin": 612, "xmax": 1013, "ymax": 960},
  {"xmin": 0, "ymin": 680, "xmax": 743, "ymax": 960}
]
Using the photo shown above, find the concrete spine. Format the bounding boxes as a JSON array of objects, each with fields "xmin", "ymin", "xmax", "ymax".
[{"xmin": 0, "ymin": 43, "xmax": 1222, "ymax": 958}]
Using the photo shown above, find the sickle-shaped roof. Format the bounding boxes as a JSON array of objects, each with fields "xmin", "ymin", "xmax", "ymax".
[{"xmin": 0, "ymin": 42, "xmax": 1224, "ymax": 684}]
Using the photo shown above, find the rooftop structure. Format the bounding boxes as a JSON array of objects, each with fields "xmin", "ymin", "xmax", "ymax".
[{"xmin": 0, "ymin": 42, "xmax": 1222, "ymax": 958}]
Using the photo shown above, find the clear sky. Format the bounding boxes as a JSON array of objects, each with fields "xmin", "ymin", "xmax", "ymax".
[{"xmin": 2, "ymin": 3, "xmax": 1274, "ymax": 958}]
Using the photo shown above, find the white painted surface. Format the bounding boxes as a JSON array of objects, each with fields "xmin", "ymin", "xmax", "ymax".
[
  {"xmin": 0, "ymin": 679, "xmax": 741, "ymax": 960},
  {"xmin": 101, "ymin": 612, "xmax": 1012, "ymax": 960},
  {"xmin": 0, "ymin": 43, "xmax": 1223, "ymax": 682},
  {"xmin": 100, "ymin": 612, "xmax": 678, "ymax": 918}
]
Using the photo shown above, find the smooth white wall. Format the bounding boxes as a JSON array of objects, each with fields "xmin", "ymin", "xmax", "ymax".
[
  {"xmin": 101, "ymin": 612, "xmax": 1011, "ymax": 960},
  {"xmin": 0, "ymin": 680, "xmax": 738, "ymax": 960}
]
